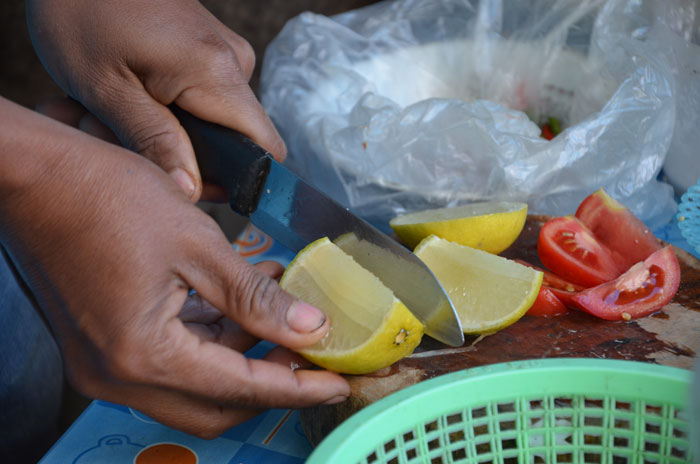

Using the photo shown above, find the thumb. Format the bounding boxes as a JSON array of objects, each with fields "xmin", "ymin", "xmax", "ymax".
[
  {"xmin": 188, "ymin": 239, "xmax": 330, "ymax": 350},
  {"xmin": 91, "ymin": 89, "xmax": 202, "ymax": 201}
]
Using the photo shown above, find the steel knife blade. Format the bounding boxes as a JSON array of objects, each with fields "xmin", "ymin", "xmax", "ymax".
[{"xmin": 172, "ymin": 106, "xmax": 464, "ymax": 347}]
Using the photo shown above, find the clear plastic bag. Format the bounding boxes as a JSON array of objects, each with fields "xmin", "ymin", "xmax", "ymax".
[{"xmin": 261, "ymin": 0, "xmax": 687, "ymax": 231}]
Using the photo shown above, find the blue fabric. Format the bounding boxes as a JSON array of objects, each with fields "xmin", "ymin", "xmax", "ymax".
[{"xmin": 0, "ymin": 249, "xmax": 64, "ymax": 463}]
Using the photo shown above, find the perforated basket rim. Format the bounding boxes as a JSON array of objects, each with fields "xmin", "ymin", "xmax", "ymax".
[
  {"xmin": 678, "ymin": 179, "xmax": 700, "ymax": 256},
  {"xmin": 306, "ymin": 358, "xmax": 692, "ymax": 464}
]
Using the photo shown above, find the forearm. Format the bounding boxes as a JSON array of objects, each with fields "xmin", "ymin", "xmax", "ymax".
[
  {"xmin": 0, "ymin": 96, "xmax": 148, "ymax": 264},
  {"xmin": 0, "ymin": 97, "xmax": 72, "ymax": 203},
  {"xmin": 0, "ymin": 98, "xmax": 109, "ymax": 301}
]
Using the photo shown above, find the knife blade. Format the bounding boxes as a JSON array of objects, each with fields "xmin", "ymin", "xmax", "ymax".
[{"xmin": 172, "ymin": 106, "xmax": 464, "ymax": 347}]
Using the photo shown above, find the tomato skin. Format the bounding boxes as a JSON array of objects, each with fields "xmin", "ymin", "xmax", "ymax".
[
  {"xmin": 537, "ymin": 216, "xmax": 621, "ymax": 288},
  {"xmin": 575, "ymin": 188, "xmax": 661, "ymax": 271},
  {"xmin": 527, "ymin": 287, "xmax": 568, "ymax": 317},
  {"xmin": 571, "ymin": 246, "xmax": 680, "ymax": 321}
]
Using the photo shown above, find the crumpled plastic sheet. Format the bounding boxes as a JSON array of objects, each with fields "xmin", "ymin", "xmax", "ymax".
[{"xmin": 261, "ymin": 0, "xmax": 696, "ymax": 232}]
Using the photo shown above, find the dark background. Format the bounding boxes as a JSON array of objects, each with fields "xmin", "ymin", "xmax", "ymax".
[
  {"xmin": 0, "ymin": 0, "xmax": 376, "ymax": 444},
  {"xmin": 1, "ymin": 0, "xmax": 377, "ymax": 106}
]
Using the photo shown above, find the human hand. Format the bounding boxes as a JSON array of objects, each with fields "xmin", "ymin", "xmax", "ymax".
[
  {"xmin": 0, "ymin": 99, "xmax": 348, "ymax": 438},
  {"xmin": 26, "ymin": 0, "xmax": 285, "ymax": 202}
]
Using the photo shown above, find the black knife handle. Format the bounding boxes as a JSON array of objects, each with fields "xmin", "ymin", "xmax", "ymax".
[{"xmin": 170, "ymin": 105, "xmax": 272, "ymax": 216}]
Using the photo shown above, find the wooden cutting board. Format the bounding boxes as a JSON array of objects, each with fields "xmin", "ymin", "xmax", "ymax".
[{"xmin": 300, "ymin": 215, "xmax": 700, "ymax": 446}]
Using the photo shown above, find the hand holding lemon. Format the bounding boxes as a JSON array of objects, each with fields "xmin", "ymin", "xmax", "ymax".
[{"xmin": 280, "ymin": 238, "xmax": 424, "ymax": 375}]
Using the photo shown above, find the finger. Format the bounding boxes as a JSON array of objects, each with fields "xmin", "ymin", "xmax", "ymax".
[
  {"xmin": 184, "ymin": 318, "xmax": 260, "ymax": 353},
  {"xmin": 207, "ymin": 15, "xmax": 256, "ymax": 81},
  {"xmin": 184, "ymin": 317, "xmax": 261, "ymax": 353},
  {"xmin": 153, "ymin": 324, "xmax": 349, "ymax": 409},
  {"xmin": 102, "ymin": 382, "xmax": 261, "ymax": 439},
  {"xmin": 254, "ymin": 260, "xmax": 285, "ymax": 280},
  {"xmin": 179, "ymin": 293, "xmax": 260, "ymax": 351},
  {"xmin": 173, "ymin": 55, "xmax": 286, "ymax": 163},
  {"xmin": 183, "ymin": 319, "xmax": 259, "ymax": 353},
  {"xmin": 86, "ymin": 82, "xmax": 202, "ymax": 201},
  {"xmin": 91, "ymin": 290, "xmax": 347, "ymax": 417},
  {"xmin": 186, "ymin": 238, "xmax": 330, "ymax": 350},
  {"xmin": 263, "ymin": 346, "xmax": 317, "ymax": 371},
  {"xmin": 35, "ymin": 97, "xmax": 86, "ymax": 127},
  {"xmin": 178, "ymin": 293, "xmax": 223, "ymax": 324}
]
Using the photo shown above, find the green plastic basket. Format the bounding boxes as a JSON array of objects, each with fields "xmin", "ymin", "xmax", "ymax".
[{"xmin": 307, "ymin": 359, "xmax": 693, "ymax": 464}]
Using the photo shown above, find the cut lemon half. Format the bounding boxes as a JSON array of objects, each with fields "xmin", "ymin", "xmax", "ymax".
[
  {"xmin": 280, "ymin": 237, "xmax": 424, "ymax": 374},
  {"xmin": 390, "ymin": 201, "xmax": 528, "ymax": 254},
  {"xmin": 415, "ymin": 235, "xmax": 542, "ymax": 334}
]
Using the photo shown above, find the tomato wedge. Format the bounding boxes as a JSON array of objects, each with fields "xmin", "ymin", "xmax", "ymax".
[
  {"xmin": 575, "ymin": 188, "xmax": 661, "ymax": 270},
  {"xmin": 537, "ymin": 216, "xmax": 621, "ymax": 288},
  {"xmin": 571, "ymin": 246, "xmax": 680, "ymax": 321},
  {"xmin": 548, "ymin": 287, "xmax": 579, "ymax": 309},
  {"xmin": 527, "ymin": 287, "xmax": 568, "ymax": 317},
  {"xmin": 515, "ymin": 260, "xmax": 585, "ymax": 293},
  {"xmin": 515, "ymin": 259, "xmax": 583, "ymax": 309}
]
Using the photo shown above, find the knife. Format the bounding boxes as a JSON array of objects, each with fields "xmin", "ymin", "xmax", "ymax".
[{"xmin": 171, "ymin": 106, "xmax": 464, "ymax": 347}]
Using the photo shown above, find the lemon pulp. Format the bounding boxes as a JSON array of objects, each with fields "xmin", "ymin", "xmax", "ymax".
[
  {"xmin": 415, "ymin": 235, "xmax": 542, "ymax": 334},
  {"xmin": 390, "ymin": 201, "xmax": 527, "ymax": 253},
  {"xmin": 280, "ymin": 237, "xmax": 424, "ymax": 374}
]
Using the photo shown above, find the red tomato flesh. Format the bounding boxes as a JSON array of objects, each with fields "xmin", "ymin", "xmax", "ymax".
[
  {"xmin": 571, "ymin": 246, "xmax": 680, "ymax": 321},
  {"xmin": 537, "ymin": 216, "xmax": 621, "ymax": 288},
  {"xmin": 527, "ymin": 287, "xmax": 568, "ymax": 317},
  {"xmin": 575, "ymin": 188, "xmax": 661, "ymax": 271}
]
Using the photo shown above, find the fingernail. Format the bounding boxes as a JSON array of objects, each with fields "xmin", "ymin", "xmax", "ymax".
[
  {"xmin": 323, "ymin": 394, "xmax": 348, "ymax": 405},
  {"xmin": 286, "ymin": 301, "xmax": 326, "ymax": 333},
  {"xmin": 169, "ymin": 167, "xmax": 195, "ymax": 198}
]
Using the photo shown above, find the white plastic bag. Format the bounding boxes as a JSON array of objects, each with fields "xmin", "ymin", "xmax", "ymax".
[
  {"xmin": 598, "ymin": 0, "xmax": 700, "ymax": 196},
  {"xmin": 261, "ymin": 0, "xmax": 684, "ymax": 231}
]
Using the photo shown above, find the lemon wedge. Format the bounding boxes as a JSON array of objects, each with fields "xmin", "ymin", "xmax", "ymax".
[
  {"xmin": 390, "ymin": 201, "xmax": 528, "ymax": 254},
  {"xmin": 414, "ymin": 235, "xmax": 542, "ymax": 334},
  {"xmin": 280, "ymin": 237, "xmax": 424, "ymax": 374}
]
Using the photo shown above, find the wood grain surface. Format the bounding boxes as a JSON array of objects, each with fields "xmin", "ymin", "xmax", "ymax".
[{"xmin": 300, "ymin": 215, "xmax": 700, "ymax": 446}]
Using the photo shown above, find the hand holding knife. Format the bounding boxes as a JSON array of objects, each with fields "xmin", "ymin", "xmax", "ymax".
[{"xmin": 171, "ymin": 106, "xmax": 464, "ymax": 347}]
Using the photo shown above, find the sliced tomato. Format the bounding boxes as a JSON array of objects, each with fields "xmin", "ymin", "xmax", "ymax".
[
  {"xmin": 537, "ymin": 216, "xmax": 621, "ymax": 288},
  {"xmin": 514, "ymin": 260, "xmax": 586, "ymax": 292},
  {"xmin": 571, "ymin": 246, "xmax": 680, "ymax": 321},
  {"xmin": 548, "ymin": 287, "xmax": 579, "ymax": 309},
  {"xmin": 527, "ymin": 287, "xmax": 568, "ymax": 317},
  {"xmin": 515, "ymin": 259, "xmax": 583, "ymax": 308},
  {"xmin": 575, "ymin": 188, "xmax": 661, "ymax": 270}
]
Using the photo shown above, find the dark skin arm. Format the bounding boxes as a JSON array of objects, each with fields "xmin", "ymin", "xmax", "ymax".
[
  {"xmin": 0, "ymin": 97, "xmax": 348, "ymax": 439},
  {"xmin": 15, "ymin": 0, "xmax": 350, "ymax": 438}
]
